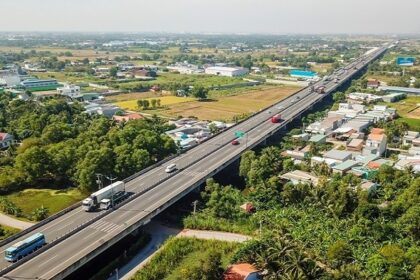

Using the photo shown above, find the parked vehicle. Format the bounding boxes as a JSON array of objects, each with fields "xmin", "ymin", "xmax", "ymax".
[
  {"xmin": 82, "ymin": 181, "xmax": 126, "ymax": 212},
  {"xmin": 271, "ymin": 114, "xmax": 282, "ymax": 123},
  {"xmin": 4, "ymin": 233, "xmax": 46, "ymax": 262},
  {"xmin": 165, "ymin": 163, "xmax": 177, "ymax": 173}
]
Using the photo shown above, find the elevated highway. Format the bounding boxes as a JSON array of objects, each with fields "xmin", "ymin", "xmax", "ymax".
[{"xmin": 1, "ymin": 44, "xmax": 390, "ymax": 279}]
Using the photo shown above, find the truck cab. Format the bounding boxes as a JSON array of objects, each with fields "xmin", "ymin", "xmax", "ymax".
[
  {"xmin": 271, "ymin": 114, "xmax": 282, "ymax": 123},
  {"xmin": 82, "ymin": 197, "xmax": 95, "ymax": 212}
]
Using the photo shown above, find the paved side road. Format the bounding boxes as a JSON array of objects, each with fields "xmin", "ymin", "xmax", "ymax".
[
  {"xmin": 178, "ymin": 229, "xmax": 251, "ymax": 242},
  {"xmin": 0, "ymin": 213, "xmax": 34, "ymax": 230},
  {"xmin": 110, "ymin": 222, "xmax": 251, "ymax": 280}
]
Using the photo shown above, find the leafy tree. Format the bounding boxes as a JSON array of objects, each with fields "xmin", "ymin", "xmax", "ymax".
[
  {"xmin": 110, "ymin": 67, "xmax": 118, "ymax": 77},
  {"xmin": 137, "ymin": 100, "xmax": 144, "ymax": 110},
  {"xmin": 15, "ymin": 146, "xmax": 52, "ymax": 183},
  {"xmin": 202, "ymin": 179, "xmax": 243, "ymax": 219},
  {"xmin": 239, "ymin": 150, "xmax": 256, "ymax": 179},
  {"xmin": 74, "ymin": 147, "xmax": 115, "ymax": 191},
  {"xmin": 191, "ymin": 86, "xmax": 208, "ymax": 100},
  {"xmin": 150, "ymin": 99, "xmax": 157, "ymax": 109},
  {"xmin": 333, "ymin": 91, "xmax": 346, "ymax": 103},
  {"xmin": 32, "ymin": 206, "xmax": 49, "ymax": 221},
  {"xmin": 397, "ymin": 205, "xmax": 420, "ymax": 239},
  {"xmin": 327, "ymin": 240, "xmax": 354, "ymax": 268}
]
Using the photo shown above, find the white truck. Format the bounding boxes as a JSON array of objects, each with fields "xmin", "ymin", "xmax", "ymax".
[{"xmin": 82, "ymin": 181, "xmax": 127, "ymax": 212}]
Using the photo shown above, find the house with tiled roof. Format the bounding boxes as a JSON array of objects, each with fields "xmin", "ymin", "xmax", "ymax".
[
  {"xmin": 363, "ymin": 128, "xmax": 387, "ymax": 156},
  {"xmin": 0, "ymin": 133, "xmax": 14, "ymax": 149},
  {"xmin": 224, "ymin": 263, "xmax": 260, "ymax": 280}
]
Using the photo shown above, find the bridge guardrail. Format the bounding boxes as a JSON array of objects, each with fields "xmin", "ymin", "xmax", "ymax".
[{"xmin": 0, "ymin": 202, "xmax": 82, "ymax": 248}]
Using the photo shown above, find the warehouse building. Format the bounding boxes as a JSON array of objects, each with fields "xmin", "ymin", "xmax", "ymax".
[
  {"xmin": 205, "ymin": 66, "xmax": 248, "ymax": 77},
  {"xmin": 20, "ymin": 78, "xmax": 59, "ymax": 91}
]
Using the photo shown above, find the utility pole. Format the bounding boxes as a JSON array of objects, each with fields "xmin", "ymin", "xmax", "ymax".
[
  {"xmin": 192, "ymin": 200, "xmax": 198, "ymax": 215},
  {"xmin": 246, "ymin": 132, "xmax": 249, "ymax": 148},
  {"xmin": 95, "ymin": 174, "xmax": 103, "ymax": 190}
]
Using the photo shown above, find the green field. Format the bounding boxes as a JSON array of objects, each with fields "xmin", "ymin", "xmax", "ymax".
[
  {"xmin": 5, "ymin": 188, "xmax": 85, "ymax": 218},
  {"xmin": 133, "ymin": 237, "xmax": 239, "ymax": 280},
  {"xmin": 382, "ymin": 96, "xmax": 420, "ymax": 130},
  {"xmin": 0, "ymin": 225, "xmax": 20, "ymax": 240}
]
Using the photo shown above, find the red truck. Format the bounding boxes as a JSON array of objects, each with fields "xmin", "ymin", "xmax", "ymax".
[{"xmin": 271, "ymin": 114, "xmax": 282, "ymax": 123}]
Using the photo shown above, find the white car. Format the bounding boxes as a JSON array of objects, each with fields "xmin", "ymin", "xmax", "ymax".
[{"xmin": 165, "ymin": 163, "xmax": 177, "ymax": 173}]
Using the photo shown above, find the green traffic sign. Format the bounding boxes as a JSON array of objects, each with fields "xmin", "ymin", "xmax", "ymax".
[{"xmin": 234, "ymin": 131, "xmax": 246, "ymax": 138}]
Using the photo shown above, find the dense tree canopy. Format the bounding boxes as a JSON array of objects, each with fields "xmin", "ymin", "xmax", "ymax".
[{"xmin": 0, "ymin": 94, "xmax": 177, "ymax": 193}]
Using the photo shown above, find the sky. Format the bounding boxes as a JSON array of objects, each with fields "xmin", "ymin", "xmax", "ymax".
[{"xmin": 0, "ymin": 0, "xmax": 419, "ymax": 34}]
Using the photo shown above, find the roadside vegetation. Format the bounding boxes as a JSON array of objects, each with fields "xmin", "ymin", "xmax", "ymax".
[
  {"xmin": 182, "ymin": 141, "xmax": 419, "ymax": 279},
  {"xmin": 3, "ymin": 188, "xmax": 84, "ymax": 219},
  {"xmin": 0, "ymin": 94, "xmax": 177, "ymax": 220},
  {"xmin": 133, "ymin": 237, "xmax": 239, "ymax": 280},
  {"xmin": 0, "ymin": 224, "xmax": 20, "ymax": 241}
]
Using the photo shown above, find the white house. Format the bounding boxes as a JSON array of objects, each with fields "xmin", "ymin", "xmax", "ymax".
[
  {"xmin": 363, "ymin": 128, "xmax": 387, "ymax": 156},
  {"xmin": 0, "ymin": 133, "xmax": 14, "ymax": 149},
  {"xmin": 205, "ymin": 66, "xmax": 248, "ymax": 77},
  {"xmin": 57, "ymin": 85, "xmax": 81, "ymax": 98}
]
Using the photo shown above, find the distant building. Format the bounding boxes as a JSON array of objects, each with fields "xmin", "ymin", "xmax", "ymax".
[
  {"xmin": 132, "ymin": 69, "xmax": 157, "ymax": 78},
  {"xmin": 113, "ymin": 113, "xmax": 144, "ymax": 123},
  {"xmin": 347, "ymin": 92, "xmax": 382, "ymax": 103},
  {"xmin": 378, "ymin": 86, "xmax": 420, "ymax": 96},
  {"xmin": 396, "ymin": 57, "xmax": 415, "ymax": 66},
  {"xmin": 0, "ymin": 132, "xmax": 14, "ymax": 149},
  {"xmin": 20, "ymin": 78, "xmax": 59, "ymax": 91},
  {"xmin": 395, "ymin": 158, "xmax": 420, "ymax": 173},
  {"xmin": 309, "ymin": 134, "xmax": 327, "ymax": 144},
  {"xmin": 167, "ymin": 63, "xmax": 204, "ymax": 74},
  {"xmin": 280, "ymin": 170, "xmax": 319, "ymax": 186},
  {"xmin": 403, "ymin": 131, "xmax": 420, "ymax": 146},
  {"xmin": 289, "ymin": 70, "xmax": 318, "ymax": 79},
  {"xmin": 382, "ymin": 93, "xmax": 406, "ymax": 103},
  {"xmin": 0, "ymin": 70, "xmax": 21, "ymax": 87},
  {"xmin": 224, "ymin": 263, "xmax": 260, "ymax": 280},
  {"xmin": 359, "ymin": 181, "xmax": 378, "ymax": 194},
  {"xmin": 57, "ymin": 84, "xmax": 81, "ymax": 98},
  {"xmin": 84, "ymin": 103, "xmax": 120, "ymax": 117},
  {"xmin": 306, "ymin": 116, "xmax": 344, "ymax": 135},
  {"xmin": 205, "ymin": 66, "xmax": 249, "ymax": 77},
  {"xmin": 332, "ymin": 160, "xmax": 359, "ymax": 175},
  {"xmin": 347, "ymin": 138, "xmax": 364, "ymax": 152},
  {"xmin": 363, "ymin": 128, "xmax": 387, "ymax": 156},
  {"xmin": 240, "ymin": 203, "xmax": 256, "ymax": 214},
  {"xmin": 367, "ymin": 79, "xmax": 380, "ymax": 89},
  {"xmin": 324, "ymin": 149, "xmax": 353, "ymax": 163}
]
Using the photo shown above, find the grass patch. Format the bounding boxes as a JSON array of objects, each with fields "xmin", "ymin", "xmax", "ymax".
[
  {"xmin": 0, "ymin": 224, "xmax": 20, "ymax": 241},
  {"xmin": 183, "ymin": 212, "xmax": 257, "ymax": 235},
  {"xmin": 380, "ymin": 96, "xmax": 420, "ymax": 130},
  {"xmin": 115, "ymin": 96, "xmax": 196, "ymax": 111},
  {"xmin": 5, "ymin": 188, "xmax": 85, "ymax": 218},
  {"xmin": 396, "ymin": 117, "xmax": 420, "ymax": 131},
  {"xmin": 133, "ymin": 237, "xmax": 239, "ymax": 280}
]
